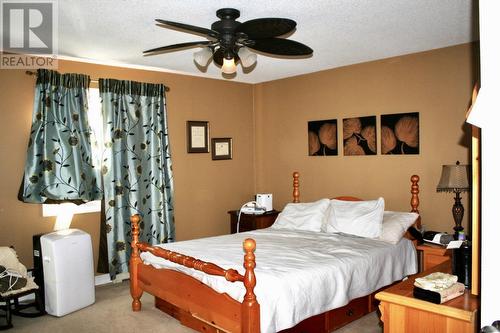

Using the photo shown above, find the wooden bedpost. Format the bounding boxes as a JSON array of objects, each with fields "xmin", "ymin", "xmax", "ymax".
[
  {"xmin": 410, "ymin": 175, "xmax": 421, "ymax": 229},
  {"xmin": 130, "ymin": 214, "xmax": 143, "ymax": 311},
  {"xmin": 241, "ymin": 238, "xmax": 260, "ymax": 333},
  {"xmin": 292, "ymin": 171, "xmax": 300, "ymax": 203}
]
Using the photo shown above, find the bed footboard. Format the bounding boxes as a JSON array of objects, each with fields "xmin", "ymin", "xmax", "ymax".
[{"xmin": 129, "ymin": 215, "xmax": 260, "ymax": 333}]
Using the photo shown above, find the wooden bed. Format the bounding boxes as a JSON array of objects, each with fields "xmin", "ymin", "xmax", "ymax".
[{"xmin": 130, "ymin": 172, "xmax": 421, "ymax": 333}]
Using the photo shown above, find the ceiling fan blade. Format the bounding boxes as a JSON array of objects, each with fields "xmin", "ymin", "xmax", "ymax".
[
  {"xmin": 143, "ymin": 41, "xmax": 212, "ymax": 54},
  {"xmin": 156, "ymin": 19, "xmax": 218, "ymax": 38},
  {"xmin": 212, "ymin": 48, "xmax": 240, "ymax": 66},
  {"xmin": 247, "ymin": 38, "xmax": 313, "ymax": 56},
  {"xmin": 237, "ymin": 18, "xmax": 296, "ymax": 39}
]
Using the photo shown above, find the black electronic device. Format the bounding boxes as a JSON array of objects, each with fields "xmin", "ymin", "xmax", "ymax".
[
  {"xmin": 408, "ymin": 226, "xmax": 424, "ymax": 244},
  {"xmin": 32, "ymin": 233, "xmax": 46, "ymax": 311},
  {"xmin": 452, "ymin": 241, "xmax": 472, "ymax": 289}
]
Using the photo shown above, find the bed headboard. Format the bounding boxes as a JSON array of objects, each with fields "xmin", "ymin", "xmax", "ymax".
[{"xmin": 291, "ymin": 172, "xmax": 421, "ymax": 230}]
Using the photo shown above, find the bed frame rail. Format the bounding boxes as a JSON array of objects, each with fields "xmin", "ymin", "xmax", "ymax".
[{"xmin": 130, "ymin": 215, "xmax": 260, "ymax": 333}]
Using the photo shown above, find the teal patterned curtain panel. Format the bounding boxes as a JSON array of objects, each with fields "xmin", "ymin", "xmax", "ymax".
[
  {"xmin": 100, "ymin": 79, "xmax": 174, "ymax": 278},
  {"xmin": 20, "ymin": 69, "xmax": 102, "ymax": 203}
]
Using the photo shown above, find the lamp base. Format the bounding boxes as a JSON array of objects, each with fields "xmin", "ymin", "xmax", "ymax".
[{"xmin": 452, "ymin": 191, "xmax": 464, "ymax": 239}]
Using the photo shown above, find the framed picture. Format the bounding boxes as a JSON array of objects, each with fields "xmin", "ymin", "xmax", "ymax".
[
  {"xmin": 187, "ymin": 121, "xmax": 209, "ymax": 153},
  {"xmin": 343, "ymin": 116, "xmax": 377, "ymax": 155},
  {"xmin": 211, "ymin": 138, "xmax": 232, "ymax": 160},
  {"xmin": 381, "ymin": 112, "xmax": 419, "ymax": 154},
  {"xmin": 308, "ymin": 119, "xmax": 338, "ymax": 156}
]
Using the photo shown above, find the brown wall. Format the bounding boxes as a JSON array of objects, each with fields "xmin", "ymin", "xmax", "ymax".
[
  {"xmin": 0, "ymin": 60, "xmax": 255, "ymax": 268},
  {"xmin": 0, "ymin": 43, "xmax": 477, "ymax": 269},
  {"xmin": 254, "ymin": 43, "xmax": 477, "ymax": 235}
]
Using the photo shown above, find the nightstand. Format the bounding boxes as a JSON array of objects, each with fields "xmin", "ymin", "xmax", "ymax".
[
  {"xmin": 417, "ymin": 243, "xmax": 451, "ymax": 272},
  {"xmin": 376, "ymin": 261, "xmax": 478, "ymax": 333},
  {"xmin": 228, "ymin": 210, "xmax": 280, "ymax": 234}
]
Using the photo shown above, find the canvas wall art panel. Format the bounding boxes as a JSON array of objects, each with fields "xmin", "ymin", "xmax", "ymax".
[
  {"xmin": 308, "ymin": 119, "xmax": 338, "ymax": 156},
  {"xmin": 381, "ymin": 112, "xmax": 419, "ymax": 154},
  {"xmin": 342, "ymin": 116, "xmax": 377, "ymax": 155}
]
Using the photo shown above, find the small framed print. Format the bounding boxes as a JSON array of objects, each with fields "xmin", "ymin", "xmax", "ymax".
[
  {"xmin": 211, "ymin": 138, "xmax": 232, "ymax": 160},
  {"xmin": 187, "ymin": 121, "xmax": 209, "ymax": 153}
]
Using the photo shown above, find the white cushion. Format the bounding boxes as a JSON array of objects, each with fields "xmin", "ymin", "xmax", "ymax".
[
  {"xmin": 379, "ymin": 211, "xmax": 419, "ymax": 244},
  {"xmin": 324, "ymin": 197, "xmax": 385, "ymax": 238},
  {"xmin": 272, "ymin": 199, "xmax": 330, "ymax": 232}
]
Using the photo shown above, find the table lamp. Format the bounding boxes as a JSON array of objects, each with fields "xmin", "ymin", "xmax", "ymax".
[{"xmin": 436, "ymin": 161, "xmax": 470, "ymax": 237}]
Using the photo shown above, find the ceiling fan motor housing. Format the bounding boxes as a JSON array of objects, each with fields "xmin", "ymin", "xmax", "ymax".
[{"xmin": 212, "ymin": 8, "xmax": 243, "ymax": 58}]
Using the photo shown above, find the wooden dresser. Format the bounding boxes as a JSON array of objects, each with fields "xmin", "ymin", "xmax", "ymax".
[
  {"xmin": 228, "ymin": 210, "xmax": 280, "ymax": 234},
  {"xmin": 376, "ymin": 261, "xmax": 478, "ymax": 333}
]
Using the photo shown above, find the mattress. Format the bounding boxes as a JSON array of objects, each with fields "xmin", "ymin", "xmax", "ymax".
[{"xmin": 141, "ymin": 228, "xmax": 417, "ymax": 333}]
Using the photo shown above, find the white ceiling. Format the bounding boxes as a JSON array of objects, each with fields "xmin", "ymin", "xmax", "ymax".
[{"xmin": 58, "ymin": 0, "xmax": 478, "ymax": 84}]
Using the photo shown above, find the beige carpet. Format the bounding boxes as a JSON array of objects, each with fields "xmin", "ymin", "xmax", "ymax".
[{"xmin": 8, "ymin": 281, "xmax": 382, "ymax": 333}]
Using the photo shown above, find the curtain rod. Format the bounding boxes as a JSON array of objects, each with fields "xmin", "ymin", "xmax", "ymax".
[{"xmin": 25, "ymin": 70, "xmax": 170, "ymax": 92}]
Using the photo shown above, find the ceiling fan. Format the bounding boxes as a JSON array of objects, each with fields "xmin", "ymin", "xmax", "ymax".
[{"xmin": 143, "ymin": 8, "xmax": 313, "ymax": 75}]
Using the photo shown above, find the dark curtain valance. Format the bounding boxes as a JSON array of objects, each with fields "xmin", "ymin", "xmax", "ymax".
[
  {"xmin": 99, "ymin": 79, "xmax": 165, "ymax": 97},
  {"xmin": 36, "ymin": 68, "xmax": 90, "ymax": 89}
]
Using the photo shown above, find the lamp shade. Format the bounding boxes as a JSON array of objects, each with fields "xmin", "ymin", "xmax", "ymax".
[
  {"xmin": 221, "ymin": 57, "xmax": 236, "ymax": 74},
  {"xmin": 238, "ymin": 47, "xmax": 257, "ymax": 68},
  {"xmin": 193, "ymin": 47, "xmax": 213, "ymax": 67},
  {"xmin": 436, "ymin": 162, "xmax": 470, "ymax": 192}
]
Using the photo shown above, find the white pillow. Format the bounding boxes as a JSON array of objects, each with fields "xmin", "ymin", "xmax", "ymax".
[
  {"xmin": 379, "ymin": 211, "xmax": 419, "ymax": 244},
  {"xmin": 324, "ymin": 197, "xmax": 385, "ymax": 238},
  {"xmin": 272, "ymin": 198, "xmax": 330, "ymax": 232}
]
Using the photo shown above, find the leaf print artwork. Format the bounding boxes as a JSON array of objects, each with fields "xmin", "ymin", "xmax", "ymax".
[
  {"xmin": 381, "ymin": 112, "xmax": 419, "ymax": 154},
  {"xmin": 308, "ymin": 119, "xmax": 338, "ymax": 156},
  {"xmin": 342, "ymin": 116, "xmax": 377, "ymax": 156}
]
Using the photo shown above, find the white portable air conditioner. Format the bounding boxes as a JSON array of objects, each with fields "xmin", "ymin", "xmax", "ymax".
[{"xmin": 40, "ymin": 229, "xmax": 95, "ymax": 316}]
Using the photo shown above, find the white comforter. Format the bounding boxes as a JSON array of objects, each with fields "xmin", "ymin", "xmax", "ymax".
[{"xmin": 141, "ymin": 228, "xmax": 417, "ymax": 333}]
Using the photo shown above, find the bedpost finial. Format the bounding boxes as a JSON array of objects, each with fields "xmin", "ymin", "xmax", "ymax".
[
  {"xmin": 243, "ymin": 238, "xmax": 256, "ymax": 253},
  {"xmin": 410, "ymin": 174, "xmax": 420, "ymax": 215},
  {"xmin": 131, "ymin": 214, "xmax": 141, "ymax": 250},
  {"xmin": 292, "ymin": 171, "xmax": 300, "ymax": 203},
  {"xmin": 242, "ymin": 237, "xmax": 259, "ymax": 331},
  {"xmin": 131, "ymin": 214, "xmax": 141, "ymax": 225}
]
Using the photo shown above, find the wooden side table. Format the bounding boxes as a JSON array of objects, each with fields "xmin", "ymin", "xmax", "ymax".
[
  {"xmin": 376, "ymin": 261, "xmax": 478, "ymax": 333},
  {"xmin": 417, "ymin": 243, "xmax": 451, "ymax": 271},
  {"xmin": 228, "ymin": 210, "xmax": 280, "ymax": 234}
]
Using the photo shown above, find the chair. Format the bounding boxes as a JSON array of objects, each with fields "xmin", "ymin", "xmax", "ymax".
[{"xmin": 0, "ymin": 247, "xmax": 45, "ymax": 330}]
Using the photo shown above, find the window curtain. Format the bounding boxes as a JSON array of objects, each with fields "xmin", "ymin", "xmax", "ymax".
[
  {"xmin": 99, "ymin": 78, "xmax": 174, "ymax": 278},
  {"xmin": 19, "ymin": 69, "xmax": 102, "ymax": 203}
]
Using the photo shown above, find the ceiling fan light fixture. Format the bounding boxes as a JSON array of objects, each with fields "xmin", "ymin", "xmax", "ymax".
[
  {"xmin": 221, "ymin": 56, "xmax": 237, "ymax": 74},
  {"xmin": 238, "ymin": 47, "xmax": 257, "ymax": 68},
  {"xmin": 146, "ymin": 8, "xmax": 313, "ymax": 77},
  {"xmin": 193, "ymin": 47, "xmax": 213, "ymax": 67}
]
